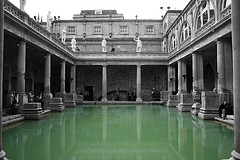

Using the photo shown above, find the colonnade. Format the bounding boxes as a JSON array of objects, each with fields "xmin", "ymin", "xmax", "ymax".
[{"xmin": 101, "ymin": 64, "xmax": 142, "ymax": 102}]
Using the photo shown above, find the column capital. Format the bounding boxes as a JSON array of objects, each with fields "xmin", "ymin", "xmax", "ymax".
[{"xmin": 102, "ymin": 64, "xmax": 107, "ymax": 67}]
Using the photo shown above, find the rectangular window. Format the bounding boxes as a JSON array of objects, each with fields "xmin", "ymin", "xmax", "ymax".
[
  {"xmin": 94, "ymin": 26, "xmax": 102, "ymax": 34},
  {"xmin": 67, "ymin": 26, "xmax": 76, "ymax": 34},
  {"xmin": 146, "ymin": 25, "xmax": 154, "ymax": 34},
  {"xmin": 120, "ymin": 25, "xmax": 128, "ymax": 34}
]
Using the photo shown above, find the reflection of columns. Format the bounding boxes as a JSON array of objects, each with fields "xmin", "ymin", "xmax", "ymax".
[
  {"xmin": 17, "ymin": 41, "xmax": 26, "ymax": 94},
  {"xmin": 102, "ymin": 65, "xmax": 108, "ymax": 102},
  {"xmin": 231, "ymin": 1, "xmax": 240, "ymax": 159},
  {"xmin": 70, "ymin": 65, "xmax": 76, "ymax": 93},
  {"xmin": 217, "ymin": 40, "xmax": 226, "ymax": 93},
  {"xmin": 136, "ymin": 105, "xmax": 142, "ymax": 142},
  {"xmin": 60, "ymin": 60, "xmax": 66, "ymax": 94},
  {"xmin": 60, "ymin": 119, "xmax": 65, "ymax": 152},
  {"xmin": 136, "ymin": 65, "xmax": 142, "ymax": 102},
  {"xmin": 102, "ymin": 105, "xmax": 107, "ymax": 142},
  {"xmin": 0, "ymin": 1, "xmax": 6, "ymax": 159}
]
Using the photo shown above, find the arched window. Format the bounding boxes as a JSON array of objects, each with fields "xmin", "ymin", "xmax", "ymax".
[
  {"xmin": 221, "ymin": 0, "xmax": 231, "ymax": 10},
  {"xmin": 181, "ymin": 22, "xmax": 191, "ymax": 42},
  {"xmin": 196, "ymin": 0, "xmax": 215, "ymax": 29},
  {"xmin": 170, "ymin": 34, "xmax": 176, "ymax": 50}
]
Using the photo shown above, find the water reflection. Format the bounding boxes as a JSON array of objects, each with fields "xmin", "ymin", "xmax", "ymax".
[{"xmin": 3, "ymin": 105, "xmax": 234, "ymax": 160}]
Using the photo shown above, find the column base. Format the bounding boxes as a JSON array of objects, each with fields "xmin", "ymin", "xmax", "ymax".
[
  {"xmin": 63, "ymin": 93, "xmax": 76, "ymax": 107},
  {"xmin": 177, "ymin": 93, "xmax": 193, "ymax": 112},
  {"xmin": 167, "ymin": 95, "xmax": 179, "ymax": 107},
  {"xmin": 43, "ymin": 92, "xmax": 53, "ymax": 109},
  {"xmin": 101, "ymin": 98, "xmax": 108, "ymax": 103},
  {"xmin": 49, "ymin": 98, "xmax": 65, "ymax": 112},
  {"xmin": 136, "ymin": 97, "xmax": 142, "ymax": 103},
  {"xmin": 231, "ymin": 150, "xmax": 240, "ymax": 160}
]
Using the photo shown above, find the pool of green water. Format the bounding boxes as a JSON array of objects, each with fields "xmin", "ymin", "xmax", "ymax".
[{"xmin": 3, "ymin": 105, "xmax": 234, "ymax": 160}]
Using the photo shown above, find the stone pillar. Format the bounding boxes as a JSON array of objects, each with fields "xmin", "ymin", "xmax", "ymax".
[
  {"xmin": 168, "ymin": 65, "xmax": 174, "ymax": 93},
  {"xmin": 231, "ymin": 0, "xmax": 240, "ymax": 159},
  {"xmin": 192, "ymin": 53, "xmax": 198, "ymax": 92},
  {"xmin": 198, "ymin": 54, "xmax": 204, "ymax": 90},
  {"xmin": 178, "ymin": 60, "xmax": 183, "ymax": 94},
  {"xmin": 192, "ymin": 53, "xmax": 202, "ymax": 115},
  {"xmin": 0, "ymin": 1, "xmax": 6, "ymax": 159},
  {"xmin": 136, "ymin": 65, "xmax": 142, "ymax": 102},
  {"xmin": 17, "ymin": 41, "xmax": 27, "ymax": 105},
  {"xmin": 43, "ymin": 53, "xmax": 53, "ymax": 109},
  {"xmin": 60, "ymin": 60, "xmax": 66, "ymax": 94},
  {"xmin": 217, "ymin": 40, "xmax": 226, "ymax": 93},
  {"xmin": 70, "ymin": 64, "xmax": 76, "ymax": 93},
  {"xmin": 101, "ymin": 65, "xmax": 108, "ymax": 102}
]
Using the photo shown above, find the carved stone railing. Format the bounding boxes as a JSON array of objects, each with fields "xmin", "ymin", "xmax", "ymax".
[
  {"xmin": 221, "ymin": 5, "xmax": 231, "ymax": 19},
  {"xmin": 4, "ymin": 0, "xmax": 73, "ymax": 56},
  {"xmin": 75, "ymin": 51, "xmax": 169, "ymax": 60},
  {"xmin": 195, "ymin": 18, "xmax": 215, "ymax": 37}
]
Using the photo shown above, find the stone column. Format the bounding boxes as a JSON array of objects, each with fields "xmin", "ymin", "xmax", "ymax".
[
  {"xmin": 17, "ymin": 41, "xmax": 27, "ymax": 105},
  {"xmin": 198, "ymin": 54, "xmax": 204, "ymax": 90},
  {"xmin": 192, "ymin": 53, "xmax": 198, "ymax": 92},
  {"xmin": 136, "ymin": 65, "xmax": 142, "ymax": 102},
  {"xmin": 178, "ymin": 60, "xmax": 183, "ymax": 94},
  {"xmin": 217, "ymin": 40, "xmax": 226, "ymax": 93},
  {"xmin": 168, "ymin": 65, "xmax": 174, "ymax": 93},
  {"xmin": 101, "ymin": 65, "xmax": 108, "ymax": 102},
  {"xmin": 182, "ymin": 60, "xmax": 187, "ymax": 92},
  {"xmin": 70, "ymin": 64, "xmax": 76, "ymax": 93},
  {"xmin": 43, "ymin": 53, "xmax": 52, "ymax": 108},
  {"xmin": 0, "ymin": 1, "xmax": 6, "ymax": 159},
  {"xmin": 60, "ymin": 60, "xmax": 66, "ymax": 94},
  {"xmin": 231, "ymin": 0, "xmax": 240, "ymax": 159}
]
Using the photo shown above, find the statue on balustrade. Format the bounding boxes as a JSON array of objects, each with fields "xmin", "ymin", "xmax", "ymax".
[
  {"xmin": 47, "ymin": 11, "xmax": 53, "ymax": 31},
  {"xmin": 20, "ymin": 0, "xmax": 26, "ymax": 11},
  {"xmin": 62, "ymin": 27, "xmax": 66, "ymax": 44},
  {"xmin": 134, "ymin": 37, "xmax": 142, "ymax": 52},
  {"xmin": 71, "ymin": 36, "xmax": 77, "ymax": 52},
  {"xmin": 102, "ymin": 38, "xmax": 107, "ymax": 52}
]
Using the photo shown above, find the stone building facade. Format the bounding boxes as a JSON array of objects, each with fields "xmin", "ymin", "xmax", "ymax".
[{"xmin": 51, "ymin": 10, "xmax": 168, "ymax": 101}]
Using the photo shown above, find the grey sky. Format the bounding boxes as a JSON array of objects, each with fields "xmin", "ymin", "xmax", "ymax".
[{"xmin": 9, "ymin": 0, "xmax": 190, "ymax": 21}]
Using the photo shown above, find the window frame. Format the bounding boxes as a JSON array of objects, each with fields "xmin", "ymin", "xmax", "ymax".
[
  {"xmin": 67, "ymin": 26, "xmax": 76, "ymax": 34},
  {"xmin": 145, "ymin": 25, "xmax": 154, "ymax": 35},
  {"xmin": 119, "ymin": 25, "xmax": 129, "ymax": 35},
  {"xmin": 93, "ymin": 25, "xmax": 102, "ymax": 35}
]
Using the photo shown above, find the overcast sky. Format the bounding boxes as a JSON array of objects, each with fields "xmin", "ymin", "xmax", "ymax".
[{"xmin": 9, "ymin": 0, "xmax": 190, "ymax": 21}]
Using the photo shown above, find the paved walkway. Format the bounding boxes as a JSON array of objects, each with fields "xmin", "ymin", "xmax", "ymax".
[{"xmin": 214, "ymin": 115, "xmax": 234, "ymax": 126}]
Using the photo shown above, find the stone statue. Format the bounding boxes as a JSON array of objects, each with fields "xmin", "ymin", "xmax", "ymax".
[
  {"xmin": 20, "ymin": 0, "xmax": 26, "ymax": 11},
  {"xmin": 62, "ymin": 27, "xmax": 66, "ymax": 44},
  {"xmin": 71, "ymin": 36, "xmax": 77, "ymax": 52},
  {"xmin": 102, "ymin": 38, "xmax": 107, "ymax": 52},
  {"xmin": 134, "ymin": 37, "xmax": 142, "ymax": 52},
  {"xmin": 47, "ymin": 11, "xmax": 53, "ymax": 31}
]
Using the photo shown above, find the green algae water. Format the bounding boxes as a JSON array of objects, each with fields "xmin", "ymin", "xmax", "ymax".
[{"xmin": 3, "ymin": 105, "xmax": 234, "ymax": 160}]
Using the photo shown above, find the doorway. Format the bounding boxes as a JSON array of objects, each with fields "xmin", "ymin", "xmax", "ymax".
[{"xmin": 84, "ymin": 86, "xmax": 93, "ymax": 101}]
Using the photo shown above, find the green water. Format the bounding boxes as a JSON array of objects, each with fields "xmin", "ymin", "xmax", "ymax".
[{"xmin": 3, "ymin": 105, "xmax": 234, "ymax": 160}]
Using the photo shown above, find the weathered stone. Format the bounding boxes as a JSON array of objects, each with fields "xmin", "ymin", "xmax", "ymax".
[
  {"xmin": 160, "ymin": 91, "xmax": 168, "ymax": 102},
  {"xmin": 177, "ymin": 93, "xmax": 193, "ymax": 112},
  {"xmin": 49, "ymin": 98, "xmax": 64, "ymax": 112},
  {"xmin": 198, "ymin": 91, "xmax": 219, "ymax": 120},
  {"xmin": 22, "ymin": 103, "xmax": 44, "ymax": 120},
  {"xmin": 63, "ymin": 93, "xmax": 76, "ymax": 107},
  {"xmin": 167, "ymin": 95, "xmax": 179, "ymax": 107}
]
